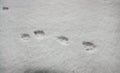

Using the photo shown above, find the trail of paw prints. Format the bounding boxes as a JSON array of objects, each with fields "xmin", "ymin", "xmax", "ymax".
[
  {"xmin": 20, "ymin": 30, "xmax": 97, "ymax": 54},
  {"xmin": 20, "ymin": 29, "xmax": 47, "ymax": 42},
  {"xmin": 54, "ymin": 35, "xmax": 97, "ymax": 53}
]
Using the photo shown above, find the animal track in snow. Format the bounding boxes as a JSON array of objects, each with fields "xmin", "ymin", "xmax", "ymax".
[
  {"xmin": 33, "ymin": 30, "xmax": 46, "ymax": 40},
  {"xmin": 82, "ymin": 41, "xmax": 96, "ymax": 53},
  {"xmin": 55, "ymin": 35, "xmax": 70, "ymax": 46},
  {"xmin": 20, "ymin": 33, "xmax": 31, "ymax": 41}
]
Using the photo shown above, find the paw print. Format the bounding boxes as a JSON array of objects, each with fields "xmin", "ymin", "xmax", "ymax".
[
  {"xmin": 33, "ymin": 30, "xmax": 46, "ymax": 40},
  {"xmin": 20, "ymin": 33, "xmax": 31, "ymax": 41},
  {"xmin": 82, "ymin": 41, "xmax": 97, "ymax": 53},
  {"xmin": 55, "ymin": 35, "xmax": 70, "ymax": 46}
]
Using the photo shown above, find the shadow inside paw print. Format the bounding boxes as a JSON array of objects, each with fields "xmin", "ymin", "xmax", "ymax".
[
  {"xmin": 33, "ymin": 30, "xmax": 46, "ymax": 40},
  {"xmin": 20, "ymin": 33, "xmax": 31, "ymax": 41},
  {"xmin": 57, "ymin": 36, "xmax": 69, "ymax": 41},
  {"xmin": 55, "ymin": 35, "xmax": 70, "ymax": 46},
  {"xmin": 34, "ymin": 30, "xmax": 45, "ymax": 36},
  {"xmin": 82, "ymin": 41, "xmax": 96, "ymax": 52}
]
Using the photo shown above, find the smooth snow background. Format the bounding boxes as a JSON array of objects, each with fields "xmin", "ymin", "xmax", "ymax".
[{"xmin": 0, "ymin": 0, "xmax": 120, "ymax": 73}]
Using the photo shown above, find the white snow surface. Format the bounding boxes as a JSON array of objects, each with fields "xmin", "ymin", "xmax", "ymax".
[{"xmin": 0, "ymin": 0, "xmax": 120, "ymax": 73}]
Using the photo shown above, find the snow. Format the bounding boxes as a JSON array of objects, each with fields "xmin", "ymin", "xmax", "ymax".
[{"xmin": 0, "ymin": 0, "xmax": 120, "ymax": 73}]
